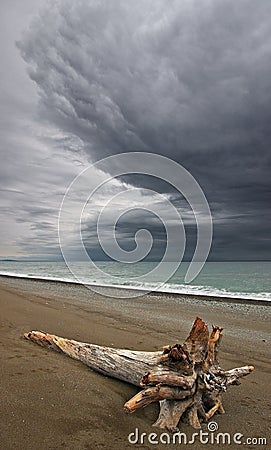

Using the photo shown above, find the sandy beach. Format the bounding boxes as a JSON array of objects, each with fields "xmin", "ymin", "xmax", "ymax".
[{"xmin": 0, "ymin": 275, "xmax": 270, "ymax": 449}]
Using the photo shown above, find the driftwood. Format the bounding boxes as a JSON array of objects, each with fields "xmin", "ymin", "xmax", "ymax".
[{"xmin": 24, "ymin": 317, "xmax": 254, "ymax": 432}]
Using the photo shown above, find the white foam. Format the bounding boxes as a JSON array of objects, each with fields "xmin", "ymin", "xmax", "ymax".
[{"xmin": 0, "ymin": 270, "xmax": 270, "ymax": 302}]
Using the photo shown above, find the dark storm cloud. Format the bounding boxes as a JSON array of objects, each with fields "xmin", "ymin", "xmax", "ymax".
[
  {"xmin": 82, "ymin": 206, "xmax": 168, "ymax": 261},
  {"xmin": 16, "ymin": 0, "xmax": 271, "ymax": 259}
]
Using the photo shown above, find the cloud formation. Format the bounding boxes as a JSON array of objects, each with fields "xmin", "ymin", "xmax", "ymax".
[{"xmin": 2, "ymin": 0, "xmax": 271, "ymax": 260}]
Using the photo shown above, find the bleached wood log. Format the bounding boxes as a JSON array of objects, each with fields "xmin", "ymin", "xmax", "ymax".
[
  {"xmin": 24, "ymin": 331, "xmax": 160, "ymax": 386},
  {"xmin": 23, "ymin": 317, "xmax": 254, "ymax": 432}
]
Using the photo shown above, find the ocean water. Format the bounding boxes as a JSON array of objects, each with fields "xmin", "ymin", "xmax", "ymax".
[{"xmin": 0, "ymin": 260, "xmax": 270, "ymax": 302}]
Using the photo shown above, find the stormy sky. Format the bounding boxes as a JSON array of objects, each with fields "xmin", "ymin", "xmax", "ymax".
[{"xmin": 0, "ymin": 0, "xmax": 270, "ymax": 262}]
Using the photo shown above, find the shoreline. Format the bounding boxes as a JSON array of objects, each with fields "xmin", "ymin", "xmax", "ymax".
[
  {"xmin": 0, "ymin": 273, "xmax": 270, "ymax": 306},
  {"xmin": 0, "ymin": 276, "xmax": 270, "ymax": 449}
]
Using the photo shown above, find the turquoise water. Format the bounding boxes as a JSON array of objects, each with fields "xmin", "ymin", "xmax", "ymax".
[{"xmin": 0, "ymin": 260, "xmax": 270, "ymax": 301}]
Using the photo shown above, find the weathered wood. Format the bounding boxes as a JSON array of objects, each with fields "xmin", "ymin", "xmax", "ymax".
[
  {"xmin": 140, "ymin": 367, "xmax": 196, "ymax": 389},
  {"xmin": 24, "ymin": 331, "xmax": 160, "ymax": 386},
  {"xmin": 206, "ymin": 325, "xmax": 223, "ymax": 369},
  {"xmin": 124, "ymin": 385, "xmax": 195, "ymax": 412},
  {"xmin": 153, "ymin": 399, "xmax": 194, "ymax": 432},
  {"xmin": 23, "ymin": 317, "xmax": 254, "ymax": 432},
  {"xmin": 214, "ymin": 365, "xmax": 255, "ymax": 386}
]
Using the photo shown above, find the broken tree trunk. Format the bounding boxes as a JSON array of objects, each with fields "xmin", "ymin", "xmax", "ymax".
[{"xmin": 24, "ymin": 317, "xmax": 254, "ymax": 432}]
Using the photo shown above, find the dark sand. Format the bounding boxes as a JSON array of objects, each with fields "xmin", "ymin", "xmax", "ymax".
[{"xmin": 0, "ymin": 275, "xmax": 270, "ymax": 449}]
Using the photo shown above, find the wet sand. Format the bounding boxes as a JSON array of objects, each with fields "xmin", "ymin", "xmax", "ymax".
[{"xmin": 0, "ymin": 275, "xmax": 270, "ymax": 449}]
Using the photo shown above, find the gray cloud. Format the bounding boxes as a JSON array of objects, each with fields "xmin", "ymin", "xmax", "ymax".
[
  {"xmin": 1, "ymin": 0, "xmax": 271, "ymax": 260},
  {"xmin": 0, "ymin": 126, "xmax": 87, "ymax": 259}
]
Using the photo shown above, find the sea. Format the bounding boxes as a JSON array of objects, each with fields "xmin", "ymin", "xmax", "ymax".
[{"xmin": 0, "ymin": 260, "xmax": 270, "ymax": 302}]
